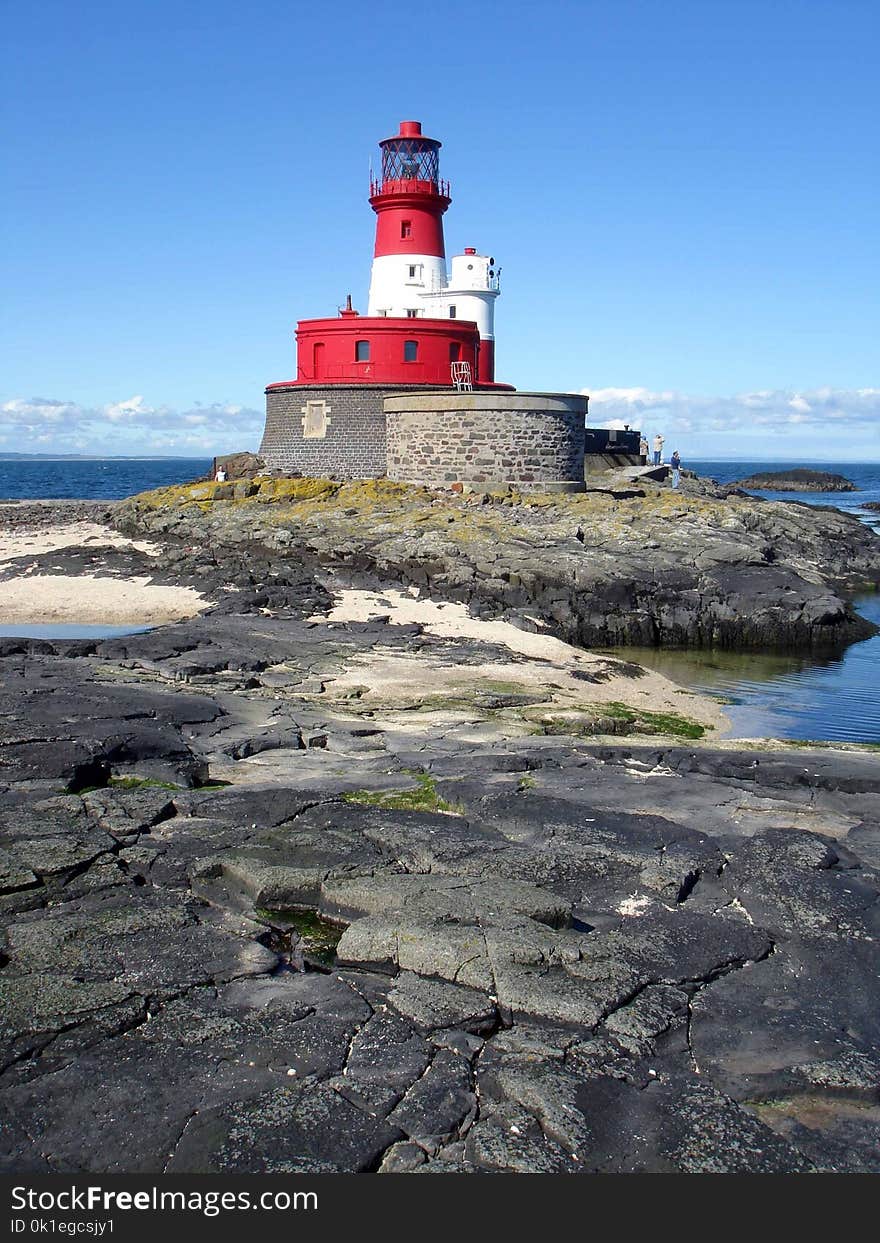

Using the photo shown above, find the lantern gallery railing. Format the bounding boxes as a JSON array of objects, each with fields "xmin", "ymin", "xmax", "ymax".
[{"xmin": 369, "ymin": 176, "xmax": 451, "ymax": 198}]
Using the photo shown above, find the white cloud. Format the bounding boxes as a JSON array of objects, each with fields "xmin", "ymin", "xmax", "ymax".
[
  {"xmin": 104, "ymin": 395, "xmax": 155, "ymax": 422},
  {"xmin": 583, "ymin": 386, "xmax": 880, "ymax": 437},
  {"xmin": 586, "ymin": 386, "xmax": 676, "ymax": 410},
  {"xmin": 0, "ymin": 398, "xmax": 85, "ymax": 427},
  {"xmin": 0, "ymin": 396, "xmax": 264, "ymax": 456},
  {"xmin": 4, "ymin": 386, "xmax": 879, "ymax": 460}
]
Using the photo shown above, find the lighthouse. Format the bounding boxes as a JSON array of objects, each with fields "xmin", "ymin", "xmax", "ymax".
[
  {"xmin": 366, "ymin": 120, "xmax": 451, "ymax": 318},
  {"xmin": 260, "ymin": 118, "xmax": 587, "ymax": 491},
  {"xmin": 365, "ymin": 121, "xmax": 500, "ymax": 381},
  {"xmin": 282, "ymin": 119, "xmax": 503, "ymax": 391}
]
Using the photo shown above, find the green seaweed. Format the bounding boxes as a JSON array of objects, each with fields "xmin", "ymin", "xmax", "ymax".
[
  {"xmin": 255, "ymin": 908, "xmax": 343, "ymax": 968},
  {"xmin": 343, "ymin": 772, "xmax": 463, "ymax": 813},
  {"xmin": 786, "ymin": 739, "xmax": 880, "ymax": 752},
  {"xmin": 107, "ymin": 776, "xmax": 182, "ymax": 791},
  {"xmin": 535, "ymin": 701, "xmax": 706, "ymax": 740}
]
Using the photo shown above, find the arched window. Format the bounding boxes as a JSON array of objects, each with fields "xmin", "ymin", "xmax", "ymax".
[
  {"xmin": 403, "ymin": 340, "xmax": 418, "ymax": 362},
  {"xmin": 355, "ymin": 340, "xmax": 370, "ymax": 362}
]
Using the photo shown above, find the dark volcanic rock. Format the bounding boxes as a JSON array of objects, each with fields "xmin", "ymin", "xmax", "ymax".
[
  {"xmin": 2, "ymin": 494, "xmax": 880, "ymax": 1173},
  {"xmin": 114, "ymin": 477, "xmax": 880, "ymax": 651},
  {"xmin": 0, "ymin": 499, "xmax": 116, "ymax": 529},
  {"xmin": 2, "ymin": 652, "xmax": 877, "ymax": 1174},
  {"xmin": 0, "ymin": 664, "xmax": 214, "ymax": 789},
  {"xmin": 210, "ymin": 451, "xmax": 272, "ymax": 482},
  {"xmin": 732, "ymin": 468, "xmax": 857, "ymax": 492}
]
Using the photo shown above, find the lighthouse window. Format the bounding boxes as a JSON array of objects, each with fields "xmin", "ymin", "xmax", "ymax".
[
  {"xmin": 404, "ymin": 340, "xmax": 419, "ymax": 362},
  {"xmin": 408, "ymin": 265, "xmax": 417, "ymax": 279},
  {"xmin": 401, "ymin": 220, "xmax": 412, "ymax": 239},
  {"xmin": 355, "ymin": 340, "xmax": 370, "ymax": 362},
  {"xmin": 406, "ymin": 309, "xmax": 419, "ymax": 318},
  {"xmin": 449, "ymin": 305, "xmax": 457, "ymax": 318}
]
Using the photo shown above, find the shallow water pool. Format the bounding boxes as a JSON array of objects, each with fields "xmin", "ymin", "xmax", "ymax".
[
  {"xmin": 0, "ymin": 623, "xmax": 152, "ymax": 640},
  {"xmin": 602, "ymin": 594, "xmax": 880, "ymax": 744}
]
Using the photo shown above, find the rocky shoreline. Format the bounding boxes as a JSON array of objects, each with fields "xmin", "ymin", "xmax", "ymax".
[
  {"xmin": 1, "ymin": 482, "xmax": 879, "ymax": 1174},
  {"xmin": 114, "ymin": 473, "xmax": 880, "ymax": 651},
  {"xmin": 730, "ymin": 468, "xmax": 857, "ymax": 493}
]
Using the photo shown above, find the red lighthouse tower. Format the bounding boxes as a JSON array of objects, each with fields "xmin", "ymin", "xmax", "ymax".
[
  {"xmin": 369, "ymin": 120, "xmax": 449, "ymax": 269},
  {"xmin": 279, "ymin": 119, "xmax": 505, "ymax": 391}
]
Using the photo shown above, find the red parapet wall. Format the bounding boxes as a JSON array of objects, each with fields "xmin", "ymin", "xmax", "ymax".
[
  {"xmin": 369, "ymin": 184, "xmax": 450, "ymax": 258},
  {"xmin": 284, "ymin": 316, "xmax": 506, "ymax": 388}
]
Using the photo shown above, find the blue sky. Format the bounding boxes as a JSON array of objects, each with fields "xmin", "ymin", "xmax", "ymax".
[{"xmin": 2, "ymin": 0, "xmax": 878, "ymax": 459}]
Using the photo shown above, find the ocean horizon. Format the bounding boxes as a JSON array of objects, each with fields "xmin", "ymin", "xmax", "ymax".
[{"xmin": 1, "ymin": 455, "xmax": 880, "ymax": 505}]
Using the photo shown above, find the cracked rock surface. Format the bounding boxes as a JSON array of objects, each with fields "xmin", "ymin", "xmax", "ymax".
[{"xmin": 1, "ymin": 497, "xmax": 879, "ymax": 1174}]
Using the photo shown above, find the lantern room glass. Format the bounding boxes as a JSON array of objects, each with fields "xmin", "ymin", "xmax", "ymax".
[{"xmin": 380, "ymin": 139, "xmax": 440, "ymax": 186}]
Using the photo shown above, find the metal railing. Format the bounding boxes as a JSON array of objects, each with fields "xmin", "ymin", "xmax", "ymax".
[{"xmin": 369, "ymin": 176, "xmax": 451, "ymax": 198}]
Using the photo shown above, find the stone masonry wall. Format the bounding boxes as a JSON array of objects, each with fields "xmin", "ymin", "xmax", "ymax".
[
  {"xmin": 385, "ymin": 392, "xmax": 587, "ymax": 490},
  {"xmin": 260, "ymin": 385, "xmax": 393, "ymax": 478}
]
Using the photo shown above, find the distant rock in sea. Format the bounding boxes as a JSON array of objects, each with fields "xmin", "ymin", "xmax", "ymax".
[
  {"xmin": 732, "ymin": 468, "xmax": 857, "ymax": 493},
  {"xmin": 860, "ymin": 500, "xmax": 880, "ymax": 511}
]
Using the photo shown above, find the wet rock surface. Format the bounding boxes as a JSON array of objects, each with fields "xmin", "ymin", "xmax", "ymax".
[
  {"xmin": 113, "ymin": 476, "xmax": 880, "ymax": 650},
  {"xmin": 1, "ymin": 485, "xmax": 879, "ymax": 1174},
  {"xmin": 0, "ymin": 499, "xmax": 114, "ymax": 532}
]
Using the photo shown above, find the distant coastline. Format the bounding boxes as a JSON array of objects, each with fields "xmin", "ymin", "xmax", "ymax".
[{"xmin": 0, "ymin": 453, "xmax": 210, "ymax": 462}]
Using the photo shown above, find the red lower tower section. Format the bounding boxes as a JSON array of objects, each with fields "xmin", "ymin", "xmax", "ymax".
[
  {"xmin": 267, "ymin": 311, "xmax": 508, "ymax": 390},
  {"xmin": 288, "ymin": 315, "xmax": 479, "ymax": 386}
]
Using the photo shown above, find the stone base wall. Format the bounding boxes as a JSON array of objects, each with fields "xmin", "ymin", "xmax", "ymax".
[
  {"xmin": 260, "ymin": 384, "xmax": 400, "ymax": 478},
  {"xmin": 385, "ymin": 392, "xmax": 587, "ymax": 490}
]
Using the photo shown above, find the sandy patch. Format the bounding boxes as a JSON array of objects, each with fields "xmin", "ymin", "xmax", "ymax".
[
  {"xmin": 311, "ymin": 586, "xmax": 727, "ymax": 732},
  {"xmin": 0, "ymin": 522, "xmax": 160, "ymax": 566},
  {"xmin": 0, "ymin": 573, "xmax": 204, "ymax": 625},
  {"xmin": 0, "ymin": 519, "xmax": 204, "ymax": 625},
  {"xmin": 318, "ymin": 587, "xmax": 592, "ymax": 663}
]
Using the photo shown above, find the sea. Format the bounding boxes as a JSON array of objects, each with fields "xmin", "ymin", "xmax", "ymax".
[
  {"xmin": 1, "ymin": 456, "xmax": 878, "ymax": 745},
  {"xmin": 0, "ymin": 457, "xmax": 211, "ymax": 501}
]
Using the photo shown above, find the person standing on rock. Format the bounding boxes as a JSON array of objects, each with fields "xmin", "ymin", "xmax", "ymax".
[
  {"xmin": 652, "ymin": 433, "xmax": 664, "ymax": 465},
  {"xmin": 639, "ymin": 435, "xmax": 649, "ymax": 462},
  {"xmin": 215, "ymin": 466, "xmax": 227, "ymax": 482},
  {"xmin": 670, "ymin": 450, "xmax": 681, "ymax": 489}
]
